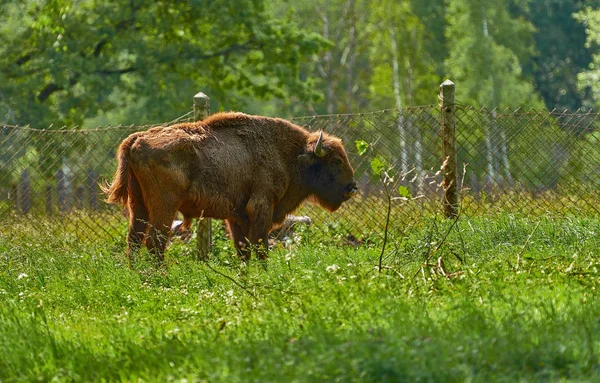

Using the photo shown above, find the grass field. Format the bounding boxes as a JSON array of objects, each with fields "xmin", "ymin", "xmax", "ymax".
[{"xmin": 1, "ymin": 214, "xmax": 599, "ymax": 382}]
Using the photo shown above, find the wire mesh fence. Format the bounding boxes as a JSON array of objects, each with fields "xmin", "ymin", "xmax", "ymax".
[
  {"xmin": 1, "ymin": 101, "xmax": 599, "ymax": 248},
  {"xmin": 290, "ymin": 107, "xmax": 444, "ymax": 244},
  {"xmin": 455, "ymin": 106, "xmax": 600, "ymax": 216},
  {"xmin": 1, "ymin": 125, "xmax": 144, "ymax": 242}
]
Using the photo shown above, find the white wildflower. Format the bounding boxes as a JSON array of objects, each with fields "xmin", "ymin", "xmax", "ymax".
[
  {"xmin": 326, "ymin": 264, "xmax": 340, "ymax": 273},
  {"xmin": 17, "ymin": 273, "xmax": 27, "ymax": 280}
]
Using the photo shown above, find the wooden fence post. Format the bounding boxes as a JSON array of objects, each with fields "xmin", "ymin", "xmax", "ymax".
[
  {"xmin": 76, "ymin": 185, "xmax": 85, "ymax": 209},
  {"xmin": 17, "ymin": 169, "xmax": 32, "ymax": 214},
  {"xmin": 87, "ymin": 169, "xmax": 100, "ymax": 211},
  {"xmin": 193, "ymin": 92, "xmax": 212, "ymax": 260},
  {"xmin": 56, "ymin": 169, "xmax": 71, "ymax": 213},
  {"xmin": 440, "ymin": 79, "xmax": 459, "ymax": 218},
  {"xmin": 10, "ymin": 184, "xmax": 18, "ymax": 210},
  {"xmin": 45, "ymin": 184, "xmax": 53, "ymax": 215}
]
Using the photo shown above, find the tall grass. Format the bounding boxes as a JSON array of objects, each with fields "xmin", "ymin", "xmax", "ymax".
[{"xmin": 0, "ymin": 214, "xmax": 599, "ymax": 381}]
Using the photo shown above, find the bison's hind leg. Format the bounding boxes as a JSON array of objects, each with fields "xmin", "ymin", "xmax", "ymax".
[
  {"xmin": 127, "ymin": 202, "xmax": 149, "ymax": 264},
  {"xmin": 146, "ymin": 203, "xmax": 178, "ymax": 262},
  {"xmin": 126, "ymin": 176, "xmax": 149, "ymax": 265}
]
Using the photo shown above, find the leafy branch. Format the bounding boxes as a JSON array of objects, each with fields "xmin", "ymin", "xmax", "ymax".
[{"xmin": 355, "ymin": 139, "xmax": 423, "ymax": 273}]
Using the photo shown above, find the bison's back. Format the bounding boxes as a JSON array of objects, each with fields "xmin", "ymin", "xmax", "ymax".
[{"xmin": 127, "ymin": 121, "xmax": 291, "ymax": 220}]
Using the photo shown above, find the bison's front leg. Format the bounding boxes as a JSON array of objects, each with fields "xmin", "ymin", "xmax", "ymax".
[
  {"xmin": 246, "ymin": 198, "xmax": 273, "ymax": 260},
  {"xmin": 226, "ymin": 220, "xmax": 251, "ymax": 260}
]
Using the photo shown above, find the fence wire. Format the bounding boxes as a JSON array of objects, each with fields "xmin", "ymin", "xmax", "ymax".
[
  {"xmin": 454, "ymin": 106, "xmax": 600, "ymax": 216},
  {"xmin": 1, "ymin": 105, "xmax": 599, "ymax": 247}
]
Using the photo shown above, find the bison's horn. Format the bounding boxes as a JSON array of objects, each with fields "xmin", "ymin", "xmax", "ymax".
[{"xmin": 314, "ymin": 131, "xmax": 326, "ymax": 157}]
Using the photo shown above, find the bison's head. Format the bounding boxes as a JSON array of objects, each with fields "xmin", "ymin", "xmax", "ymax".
[{"xmin": 300, "ymin": 131, "xmax": 358, "ymax": 212}]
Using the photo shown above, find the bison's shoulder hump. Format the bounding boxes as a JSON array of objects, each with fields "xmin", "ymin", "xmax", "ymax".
[
  {"xmin": 199, "ymin": 112, "xmax": 304, "ymax": 132},
  {"xmin": 201, "ymin": 112, "xmax": 255, "ymax": 128}
]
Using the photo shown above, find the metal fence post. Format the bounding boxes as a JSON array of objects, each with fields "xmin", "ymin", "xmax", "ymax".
[
  {"xmin": 440, "ymin": 79, "xmax": 459, "ymax": 218},
  {"xmin": 193, "ymin": 92, "xmax": 212, "ymax": 260}
]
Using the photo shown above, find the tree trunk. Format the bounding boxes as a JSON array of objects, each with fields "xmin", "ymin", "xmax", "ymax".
[
  {"xmin": 405, "ymin": 38, "xmax": 423, "ymax": 189},
  {"xmin": 500, "ymin": 126, "xmax": 513, "ymax": 186},
  {"xmin": 345, "ymin": 24, "xmax": 356, "ymax": 113},
  {"xmin": 390, "ymin": 26, "xmax": 408, "ymax": 175},
  {"xmin": 484, "ymin": 115, "xmax": 497, "ymax": 189},
  {"xmin": 323, "ymin": 8, "xmax": 335, "ymax": 115},
  {"xmin": 482, "ymin": 7, "xmax": 498, "ymax": 189}
]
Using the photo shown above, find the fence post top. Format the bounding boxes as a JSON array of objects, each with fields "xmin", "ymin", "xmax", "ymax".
[
  {"xmin": 193, "ymin": 92, "xmax": 210, "ymax": 103},
  {"xmin": 440, "ymin": 79, "xmax": 455, "ymax": 88}
]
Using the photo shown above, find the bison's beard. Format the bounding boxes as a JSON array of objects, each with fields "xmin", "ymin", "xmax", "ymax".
[{"xmin": 308, "ymin": 194, "xmax": 344, "ymax": 212}]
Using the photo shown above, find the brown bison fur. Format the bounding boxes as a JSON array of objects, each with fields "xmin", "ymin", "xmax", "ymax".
[{"xmin": 103, "ymin": 112, "xmax": 357, "ymax": 262}]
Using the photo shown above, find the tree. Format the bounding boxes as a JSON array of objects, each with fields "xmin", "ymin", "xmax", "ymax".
[
  {"xmin": 0, "ymin": 0, "xmax": 328, "ymax": 127},
  {"xmin": 368, "ymin": 0, "xmax": 442, "ymax": 109},
  {"xmin": 267, "ymin": 0, "xmax": 380, "ymax": 116},
  {"xmin": 367, "ymin": 0, "xmax": 443, "ymax": 188},
  {"xmin": 445, "ymin": 0, "xmax": 544, "ymax": 188},
  {"xmin": 575, "ymin": 6, "xmax": 600, "ymax": 111},
  {"xmin": 525, "ymin": 0, "xmax": 594, "ymax": 111},
  {"xmin": 445, "ymin": 0, "xmax": 542, "ymax": 109}
]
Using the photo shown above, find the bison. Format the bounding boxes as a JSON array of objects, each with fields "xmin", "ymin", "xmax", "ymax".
[{"xmin": 103, "ymin": 112, "xmax": 357, "ymax": 262}]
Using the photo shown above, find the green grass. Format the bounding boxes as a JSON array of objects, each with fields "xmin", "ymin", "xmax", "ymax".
[{"xmin": 0, "ymin": 214, "xmax": 599, "ymax": 382}]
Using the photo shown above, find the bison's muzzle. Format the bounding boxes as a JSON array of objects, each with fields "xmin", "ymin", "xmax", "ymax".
[{"xmin": 343, "ymin": 182, "xmax": 359, "ymax": 201}]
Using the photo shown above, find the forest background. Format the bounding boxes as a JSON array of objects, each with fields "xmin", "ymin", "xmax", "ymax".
[{"xmin": 2, "ymin": 0, "xmax": 600, "ymax": 128}]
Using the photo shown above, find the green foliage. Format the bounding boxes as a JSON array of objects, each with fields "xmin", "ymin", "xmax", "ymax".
[
  {"xmin": 354, "ymin": 138, "xmax": 390, "ymax": 182},
  {"xmin": 0, "ymin": 0, "xmax": 328, "ymax": 127},
  {"xmin": 445, "ymin": 0, "xmax": 544, "ymax": 109},
  {"xmin": 354, "ymin": 139, "xmax": 369, "ymax": 156},
  {"xmin": 397, "ymin": 185, "xmax": 411, "ymax": 198},
  {"xmin": 524, "ymin": 0, "xmax": 594, "ymax": 111},
  {"xmin": 369, "ymin": 156, "xmax": 387, "ymax": 177},
  {"xmin": 1, "ymin": 0, "xmax": 598, "ymax": 126},
  {"xmin": 368, "ymin": 0, "xmax": 442, "ymax": 108},
  {"xmin": 354, "ymin": 138, "xmax": 385, "ymax": 180},
  {"xmin": 575, "ymin": 6, "xmax": 600, "ymax": 109},
  {"xmin": 0, "ymin": 215, "xmax": 599, "ymax": 381}
]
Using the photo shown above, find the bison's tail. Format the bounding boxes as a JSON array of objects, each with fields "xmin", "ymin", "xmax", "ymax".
[{"xmin": 101, "ymin": 133, "xmax": 143, "ymax": 206}]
